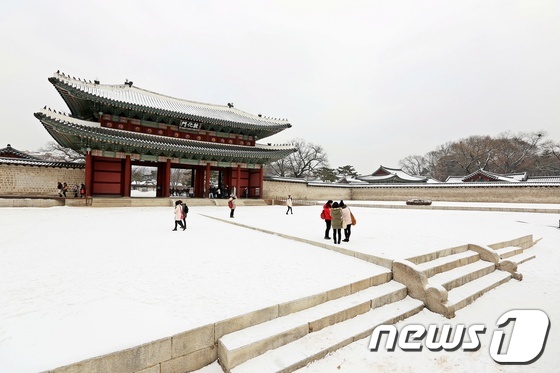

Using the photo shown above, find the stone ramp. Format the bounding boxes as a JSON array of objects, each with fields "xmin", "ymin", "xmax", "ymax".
[
  {"xmin": 228, "ymin": 297, "xmax": 424, "ymax": 373},
  {"xmin": 394, "ymin": 234, "xmax": 538, "ymax": 318},
  {"xmin": 219, "ymin": 281, "xmax": 402, "ymax": 369}
]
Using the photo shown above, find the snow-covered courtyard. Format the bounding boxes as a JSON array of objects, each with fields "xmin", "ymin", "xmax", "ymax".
[{"xmin": 0, "ymin": 202, "xmax": 559, "ymax": 372}]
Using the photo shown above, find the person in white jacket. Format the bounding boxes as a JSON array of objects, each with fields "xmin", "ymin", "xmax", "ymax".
[
  {"xmin": 173, "ymin": 200, "xmax": 186, "ymax": 231},
  {"xmin": 340, "ymin": 200, "xmax": 352, "ymax": 242},
  {"xmin": 286, "ymin": 195, "xmax": 293, "ymax": 215}
]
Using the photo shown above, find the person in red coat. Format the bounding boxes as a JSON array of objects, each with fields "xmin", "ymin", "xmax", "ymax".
[{"xmin": 322, "ymin": 200, "xmax": 333, "ymax": 239}]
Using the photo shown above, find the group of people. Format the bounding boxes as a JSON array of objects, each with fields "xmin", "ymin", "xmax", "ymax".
[
  {"xmin": 172, "ymin": 194, "xmax": 354, "ymax": 242},
  {"xmin": 172, "ymin": 200, "xmax": 189, "ymax": 231},
  {"xmin": 57, "ymin": 182, "xmax": 86, "ymax": 198},
  {"xmin": 173, "ymin": 194, "xmax": 237, "ymax": 231},
  {"xmin": 208, "ymin": 185, "xmax": 231, "ymax": 199},
  {"xmin": 321, "ymin": 200, "xmax": 354, "ymax": 244},
  {"xmin": 285, "ymin": 195, "xmax": 355, "ymax": 244}
]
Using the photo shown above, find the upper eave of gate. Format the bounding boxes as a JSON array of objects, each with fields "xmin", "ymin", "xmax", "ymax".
[{"xmin": 48, "ymin": 71, "xmax": 292, "ymax": 137}]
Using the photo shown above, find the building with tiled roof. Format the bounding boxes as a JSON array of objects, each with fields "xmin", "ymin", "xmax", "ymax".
[
  {"xmin": 444, "ymin": 169, "xmax": 560, "ymax": 184},
  {"xmin": 445, "ymin": 169, "xmax": 528, "ymax": 183},
  {"xmin": 357, "ymin": 166, "xmax": 430, "ymax": 184},
  {"xmin": 34, "ymin": 72, "xmax": 295, "ymax": 197},
  {"xmin": 0, "ymin": 144, "xmax": 84, "ymax": 169}
]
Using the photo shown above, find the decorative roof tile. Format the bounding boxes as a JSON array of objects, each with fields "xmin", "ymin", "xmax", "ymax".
[
  {"xmin": 49, "ymin": 71, "xmax": 291, "ymax": 138},
  {"xmin": 0, "ymin": 156, "xmax": 84, "ymax": 168},
  {"xmin": 34, "ymin": 109, "xmax": 295, "ymax": 163},
  {"xmin": 358, "ymin": 165, "xmax": 428, "ymax": 183},
  {"xmin": 0, "ymin": 144, "xmax": 43, "ymax": 160}
]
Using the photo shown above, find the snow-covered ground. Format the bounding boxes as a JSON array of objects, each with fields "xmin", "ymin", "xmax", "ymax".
[{"xmin": 0, "ymin": 201, "xmax": 559, "ymax": 372}]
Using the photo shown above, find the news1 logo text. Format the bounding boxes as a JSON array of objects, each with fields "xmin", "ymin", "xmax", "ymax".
[{"xmin": 369, "ymin": 309, "xmax": 550, "ymax": 364}]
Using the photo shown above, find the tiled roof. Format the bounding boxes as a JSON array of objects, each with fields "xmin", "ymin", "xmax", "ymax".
[
  {"xmin": 0, "ymin": 156, "xmax": 84, "ymax": 168},
  {"xmin": 527, "ymin": 176, "xmax": 560, "ymax": 183},
  {"xmin": 0, "ymin": 145, "xmax": 43, "ymax": 160},
  {"xmin": 358, "ymin": 165, "xmax": 428, "ymax": 183},
  {"xmin": 34, "ymin": 108, "xmax": 296, "ymax": 163},
  {"xmin": 49, "ymin": 71, "xmax": 291, "ymax": 137},
  {"xmin": 459, "ymin": 169, "xmax": 525, "ymax": 182}
]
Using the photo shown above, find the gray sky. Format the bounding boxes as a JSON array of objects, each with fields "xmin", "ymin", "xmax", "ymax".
[{"xmin": 1, "ymin": 0, "xmax": 559, "ymax": 175}]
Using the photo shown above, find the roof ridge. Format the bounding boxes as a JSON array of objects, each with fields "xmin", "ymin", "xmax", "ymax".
[{"xmin": 53, "ymin": 71, "xmax": 290, "ymax": 124}]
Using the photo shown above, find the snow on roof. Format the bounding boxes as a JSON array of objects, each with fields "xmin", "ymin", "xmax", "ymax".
[
  {"xmin": 0, "ymin": 144, "xmax": 43, "ymax": 160},
  {"xmin": 0, "ymin": 156, "xmax": 84, "ymax": 168},
  {"xmin": 51, "ymin": 71, "xmax": 290, "ymax": 127},
  {"xmin": 449, "ymin": 169, "xmax": 528, "ymax": 183},
  {"xmin": 358, "ymin": 165, "xmax": 428, "ymax": 183},
  {"xmin": 35, "ymin": 108, "xmax": 296, "ymax": 162},
  {"xmin": 527, "ymin": 176, "xmax": 560, "ymax": 183}
]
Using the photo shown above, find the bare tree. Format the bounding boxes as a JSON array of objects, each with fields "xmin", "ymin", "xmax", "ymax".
[
  {"xmin": 492, "ymin": 131, "xmax": 545, "ymax": 173},
  {"xmin": 131, "ymin": 166, "xmax": 147, "ymax": 183},
  {"xmin": 399, "ymin": 155, "xmax": 428, "ymax": 176},
  {"xmin": 533, "ymin": 139, "xmax": 560, "ymax": 175},
  {"xmin": 268, "ymin": 138, "xmax": 329, "ymax": 179},
  {"xmin": 39, "ymin": 141, "xmax": 84, "ymax": 162},
  {"xmin": 400, "ymin": 131, "xmax": 556, "ymax": 181},
  {"xmin": 266, "ymin": 156, "xmax": 291, "ymax": 178},
  {"xmin": 448, "ymin": 135, "xmax": 494, "ymax": 174}
]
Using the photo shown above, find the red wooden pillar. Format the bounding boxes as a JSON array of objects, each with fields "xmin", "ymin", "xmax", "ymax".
[
  {"xmin": 164, "ymin": 159, "xmax": 171, "ymax": 197},
  {"xmin": 246, "ymin": 169, "xmax": 251, "ymax": 198},
  {"xmin": 205, "ymin": 163, "xmax": 211, "ymax": 198},
  {"xmin": 258, "ymin": 166, "xmax": 264, "ymax": 198},
  {"xmin": 195, "ymin": 166, "xmax": 205, "ymax": 198},
  {"xmin": 84, "ymin": 151, "xmax": 93, "ymax": 197},
  {"xmin": 123, "ymin": 155, "xmax": 131, "ymax": 197},
  {"xmin": 156, "ymin": 164, "xmax": 164, "ymax": 197},
  {"xmin": 236, "ymin": 164, "xmax": 241, "ymax": 197},
  {"xmin": 226, "ymin": 168, "xmax": 232, "ymax": 196}
]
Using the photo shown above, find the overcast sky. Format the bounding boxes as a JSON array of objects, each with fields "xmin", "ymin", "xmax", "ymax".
[{"xmin": 1, "ymin": 0, "xmax": 558, "ymax": 174}]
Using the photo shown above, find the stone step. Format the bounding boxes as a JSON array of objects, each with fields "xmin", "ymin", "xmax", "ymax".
[
  {"xmin": 447, "ymin": 270, "xmax": 511, "ymax": 314},
  {"xmin": 429, "ymin": 260, "xmax": 496, "ymax": 291},
  {"xmin": 218, "ymin": 281, "xmax": 407, "ymax": 371},
  {"xmin": 230, "ymin": 297, "xmax": 424, "ymax": 373},
  {"xmin": 495, "ymin": 246, "xmax": 524, "ymax": 259},
  {"xmin": 505, "ymin": 251, "xmax": 536, "ymax": 266},
  {"xmin": 416, "ymin": 250, "xmax": 480, "ymax": 278},
  {"xmin": 406, "ymin": 245, "xmax": 469, "ymax": 265}
]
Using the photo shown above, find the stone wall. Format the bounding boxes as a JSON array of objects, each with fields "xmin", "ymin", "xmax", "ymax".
[
  {"xmin": 0, "ymin": 164, "xmax": 85, "ymax": 196},
  {"xmin": 2, "ymin": 163, "xmax": 559, "ymax": 204},
  {"xmin": 263, "ymin": 179, "xmax": 560, "ymax": 204}
]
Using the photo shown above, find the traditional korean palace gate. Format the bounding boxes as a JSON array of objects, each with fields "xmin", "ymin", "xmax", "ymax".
[{"xmin": 35, "ymin": 72, "xmax": 295, "ymax": 198}]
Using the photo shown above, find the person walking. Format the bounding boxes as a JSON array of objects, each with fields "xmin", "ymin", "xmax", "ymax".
[
  {"xmin": 62, "ymin": 182, "xmax": 68, "ymax": 197},
  {"xmin": 181, "ymin": 200, "xmax": 189, "ymax": 229},
  {"xmin": 57, "ymin": 182, "xmax": 63, "ymax": 197},
  {"xmin": 286, "ymin": 195, "xmax": 293, "ymax": 215},
  {"xmin": 80, "ymin": 183, "xmax": 86, "ymax": 198},
  {"xmin": 340, "ymin": 200, "xmax": 352, "ymax": 242},
  {"xmin": 228, "ymin": 195, "xmax": 237, "ymax": 218},
  {"xmin": 330, "ymin": 201, "xmax": 343, "ymax": 244},
  {"xmin": 321, "ymin": 200, "xmax": 333, "ymax": 239},
  {"xmin": 173, "ymin": 200, "xmax": 186, "ymax": 231}
]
